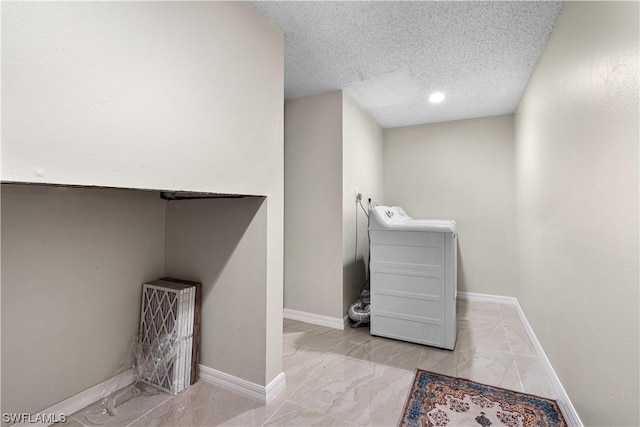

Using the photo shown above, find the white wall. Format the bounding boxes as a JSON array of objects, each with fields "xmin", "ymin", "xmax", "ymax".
[
  {"xmin": 515, "ymin": 2, "xmax": 639, "ymax": 425},
  {"xmin": 342, "ymin": 95, "xmax": 384, "ymax": 313},
  {"xmin": 384, "ymin": 115, "xmax": 516, "ymax": 296},
  {"xmin": 1, "ymin": 0, "xmax": 284, "ymax": 411},
  {"xmin": 284, "ymin": 92, "xmax": 344, "ymax": 319},
  {"xmin": 1, "ymin": 185, "xmax": 166, "ymax": 416},
  {"xmin": 164, "ymin": 197, "xmax": 267, "ymax": 386}
]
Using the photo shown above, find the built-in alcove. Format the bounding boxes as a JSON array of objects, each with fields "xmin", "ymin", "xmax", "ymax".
[{"xmin": 1, "ymin": 183, "xmax": 268, "ymax": 415}]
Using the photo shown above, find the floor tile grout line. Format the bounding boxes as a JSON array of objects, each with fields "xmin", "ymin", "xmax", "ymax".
[
  {"xmin": 502, "ymin": 320, "xmax": 516, "ymax": 355},
  {"xmin": 261, "ymin": 349, "xmax": 342, "ymax": 427},
  {"xmin": 280, "ymin": 397, "xmax": 361, "ymax": 426},
  {"xmin": 502, "ymin": 318, "xmax": 526, "ymax": 393},
  {"xmin": 279, "ymin": 344, "xmax": 367, "ymax": 423},
  {"xmin": 294, "ymin": 341, "xmax": 345, "ymax": 355},
  {"xmin": 511, "ymin": 349, "xmax": 541, "ymax": 357},
  {"xmin": 285, "ymin": 330, "xmax": 353, "ymax": 353},
  {"xmin": 123, "ymin": 394, "xmax": 174, "ymax": 427},
  {"xmin": 70, "ymin": 414, "xmax": 89, "ymax": 427},
  {"xmin": 278, "ymin": 346, "xmax": 342, "ymax": 399},
  {"xmin": 456, "ymin": 345, "xmax": 514, "ymax": 356},
  {"xmin": 281, "ymin": 342, "xmax": 417, "ymax": 427},
  {"xmin": 260, "ymin": 400, "xmax": 358, "ymax": 427},
  {"xmin": 284, "ymin": 349, "xmax": 339, "ymax": 394},
  {"xmin": 341, "ymin": 350, "xmax": 422, "ymax": 372},
  {"xmin": 503, "ymin": 323, "xmax": 539, "ymax": 357},
  {"xmin": 259, "ymin": 397, "xmax": 289, "ymax": 427},
  {"xmin": 284, "ymin": 320, "xmax": 355, "ymax": 338},
  {"xmin": 296, "ymin": 341, "xmax": 421, "ymax": 374},
  {"xmin": 324, "ymin": 412, "xmax": 361, "ymax": 426},
  {"xmin": 510, "ymin": 351, "xmax": 526, "ymax": 394},
  {"xmin": 502, "ymin": 319, "xmax": 559, "ymax": 399}
]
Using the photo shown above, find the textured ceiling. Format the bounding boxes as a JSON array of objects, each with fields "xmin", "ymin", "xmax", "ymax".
[{"xmin": 250, "ymin": 1, "xmax": 564, "ymax": 128}]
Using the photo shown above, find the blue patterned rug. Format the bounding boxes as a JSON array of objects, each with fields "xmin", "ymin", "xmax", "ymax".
[{"xmin": 399, "ymin": 369, "xmax": 567, "ymax": 427}]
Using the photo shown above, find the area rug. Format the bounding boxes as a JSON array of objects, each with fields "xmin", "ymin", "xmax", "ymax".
[{"xmin": 399, "ymin": 369, "xmax": 567, "ymax": 427}]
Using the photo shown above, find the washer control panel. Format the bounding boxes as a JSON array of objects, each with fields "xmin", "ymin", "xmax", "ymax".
[{"xmin": 384, "ymin": 206, "xmax": 409, "ymax": 219}]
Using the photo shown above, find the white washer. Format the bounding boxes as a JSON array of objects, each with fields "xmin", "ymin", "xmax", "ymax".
[{"xmin": 369, "ymin": 206, "xmax": 457, "ymax": 350}]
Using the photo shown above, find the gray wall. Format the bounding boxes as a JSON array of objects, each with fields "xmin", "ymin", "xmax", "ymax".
[
  {"xmin": 384, "ymin": 115, "xmax": 516, "ymax": 296},
  {"xmin": 515, "ymin": 2, "xmax": 639, "ymax": 425},
  {"xmin": 164, "ymin": 198, "xmax": 267, "ymax": 386},
  {"xmin": 1, "ymin": 187, "xmax": 271, "ymax": 416},
  {"xmin": 284, "ymin": 92, "xmax": 385, "ymax": 320},
  {"xmin": 284, "ymin": 92, "xmax": 344, "ymax": 319},
  {"xmin": 342, "ymin": 95, "xmax": 384, "ymax": 313},
  {"xmin": 1, "ymin": 185, "xmax": 166, "ymax": 415}
]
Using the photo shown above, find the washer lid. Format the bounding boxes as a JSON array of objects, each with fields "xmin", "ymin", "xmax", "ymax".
[{"xmin": 369, "ymin": 206, "xmax": 456, "ymax": 232}]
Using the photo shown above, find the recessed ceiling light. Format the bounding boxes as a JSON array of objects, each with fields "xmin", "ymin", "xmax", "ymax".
[{"xmin": 429, "ymin": 92, "xmax": 445, "ymax": 103}]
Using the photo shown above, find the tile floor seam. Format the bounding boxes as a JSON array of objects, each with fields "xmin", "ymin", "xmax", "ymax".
[
  {"xmin": 262, "ymin": 401, "xmax": 358, "ymax": 427},
  {"xmin": 291, "ymin": 335, "xmax": 350, "ymax": 353},
  {"xmin": 285, "ymin": 352, "xmax": 416, "ymax": 427},
  {"xmin": 282, "ymin": 398, "xmax": 358, "ymax": 426},
  {"xmin": 275, "ymin": 349, "xmax": 339, "ymax": 410},
  {"xmin": 415, "ymin": 348, "xmax": 428, "ymax": 368},
  {"xmin": 299, "ymin": 336, "xmax": 348, "ymax": 352},
  {"xmin": 325, "ymin": 412, "xmax": 360, "ymax": 426},
  {"xmin": 511, "ymin": 349, "xmax": 539, "ymax": 357},
  {"xmin": 501, "ymin": 320, "xmax": 516, "ymax": 355},
  {"xmin": 502, "ymin": 321, "xmax": 526, "ymax": 393},
  {"xmin": 259, "ymin": 397, "xmax": 289, "ymax": 427},
  {"xmin": 325, "ymin": 349, "xmax": 413, "ymax": 373},
  {"xmin": 286, "ymin": 342, "xmax": 330, "ymax": 359},
  {"xmin": 320, "ymin": 335, "xmax": 424, "ymax": 372},
  {"xmin": 69, "ymin": 414, "xmax": 88, "ymax": 427},
  {"xmin": 458, "ymin": 345, "xmax": 514, "ymax": 356},
  {"xmin": 276, "ymin": 352, "xmax": 363, "ymax": 423},
  {"xmin": 261, "ymin": 353, "xmax": 339, "ymax": 427},
  {"xmin": 510, "ymin": 351, "xmax": 527, "ymax": 394},
  {"xmin": 123, "ymin": 393, "xmax": 173, "ymax": 427}
]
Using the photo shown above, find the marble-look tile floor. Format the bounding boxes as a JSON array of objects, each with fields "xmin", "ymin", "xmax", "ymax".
[{"xmin": 68, "ymin": 300, "xmax": 558, "ymax": 427}]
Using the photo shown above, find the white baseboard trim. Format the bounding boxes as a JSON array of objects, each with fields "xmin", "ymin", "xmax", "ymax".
[
  {"xmin": 283, "ymin": 308, "xmax": 345, "ymax": 330},
  {"xmin": 457, "ymin": 291, "xmax": 518, "ymax": 305},
  {"xmin": 343, "ymin": 315, "xmax": 350, "ymax": 329},
  {"xmin": 458, "ymin": 291, "xmax": 583, "ymax": 426},
  {"xmin": 265, "ymin": 372, "xmax": 287, "ymax": 402},
  {"xmin": 513, "ymin": 302, "xmax": 584, "ymax": 427},
  {"xmin": 198, "ymin": 365, "xmax": 286, "ymax": 404},
  {"xmin": 15, "ymin": 369, "xmax": 136, "ymax": 426}
]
